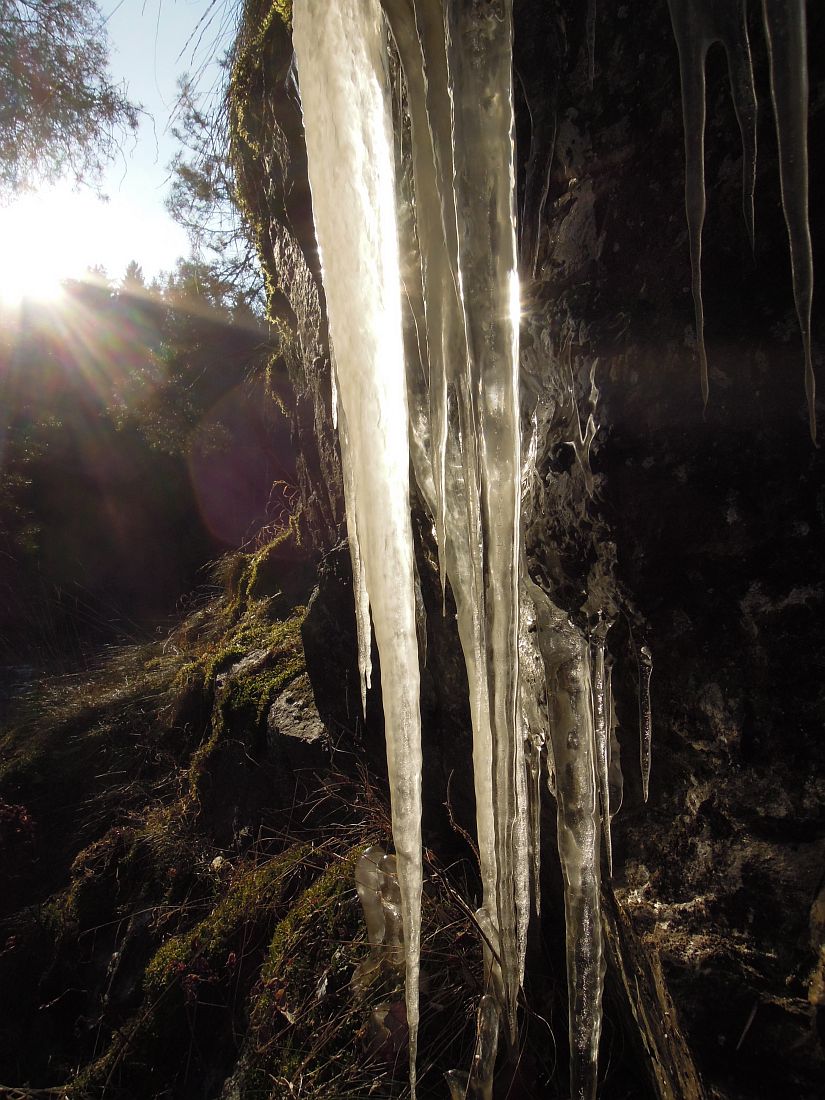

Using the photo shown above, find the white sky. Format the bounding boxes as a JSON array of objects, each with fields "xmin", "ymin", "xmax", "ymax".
[{"xmin": 0, "ymin": 0, "xmax": 238, "ymax": 288}]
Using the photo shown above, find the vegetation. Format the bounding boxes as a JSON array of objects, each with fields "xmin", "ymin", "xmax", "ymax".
[
  {"xmin": 0, "ymin": 264, "xmax": 292, "ymax": 661},
  {"xmin": 0, "ymin": 0, "xmax": 138, "ymax": 196},
  {"xmin": 0, "ymin": 530, "xmax": 481, "ymax": 1097}
]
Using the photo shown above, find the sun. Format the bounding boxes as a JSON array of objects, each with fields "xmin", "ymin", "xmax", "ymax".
[{"xmin": 0, "ymin": 185, "xmax": 125, "ymax": 307}]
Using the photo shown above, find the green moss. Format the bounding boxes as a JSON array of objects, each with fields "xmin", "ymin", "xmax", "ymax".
[
  {"xmin": 236, "ymin": 851, "xmax": 378, "ymax": 1095},
  {"xmin": 145, "ymin": 845, "xmax": 309, "ymax": 994},
  {"xmin": 229, "ymin": 0, "xmax": 300, "ymax": 367}
]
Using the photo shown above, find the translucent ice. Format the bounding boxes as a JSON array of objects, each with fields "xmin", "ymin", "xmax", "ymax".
[
  {"xmin": 355, "ymin": 844, "xmax": 388, "ymax": 951},
  {"xmin": 293, "ymin": 2, "xmax": 423, "ymax": 1089},
  {"xmin": 530, "ymin": 582, "xmax": 604, "ymax": 1100}
]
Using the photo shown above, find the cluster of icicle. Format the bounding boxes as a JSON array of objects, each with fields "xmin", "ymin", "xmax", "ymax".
[
  {"xmin": 291, "ymin": 2, "xmax": 636, "ymax": 1098},
  {"xmin": 292, "ymin": 1, "xmax": 813, "ymax": 1097},
  {"xmin": 667, "ymin": 0, "xmax": 816, "ymax": 440}
]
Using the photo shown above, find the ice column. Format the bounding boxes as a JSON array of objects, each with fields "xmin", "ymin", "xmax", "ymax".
[
  {"xmin": 293, "ymin": 2, "xmax": 423, "ymax": 1091},
  {"xmin": 382, "ymin": 0, "xmax": 525, "ymax": 1042}
]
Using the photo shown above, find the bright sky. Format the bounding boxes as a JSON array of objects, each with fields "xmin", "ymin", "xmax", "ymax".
[{"xmin": 0, "ymin": 0, "xmax": 238, "ymax": 299}]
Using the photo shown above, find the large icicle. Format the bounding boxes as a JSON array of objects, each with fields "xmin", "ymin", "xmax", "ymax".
[
  {"xmin": 292, "ymin": 3, "xmax": 423, "ymax": 1092},
  {"xmin": 386, "ymin": 0, "xmax": 525, "ymax": 1042},
  {"xmin": 445, "ymin": 0, "xmax": 524, "ymax": 1043},
  {"xmin": 761, "ymin": 0, "xmax": 816, "ymax": 443}
]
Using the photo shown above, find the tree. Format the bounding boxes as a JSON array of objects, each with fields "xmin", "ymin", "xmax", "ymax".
[
  {"xmin": 166, "ymin": 76, "xmax": 265, "ymax": 312},
  {"xmin": 0, "ymin": 0, "xmax": 138, "ymax": 197}
]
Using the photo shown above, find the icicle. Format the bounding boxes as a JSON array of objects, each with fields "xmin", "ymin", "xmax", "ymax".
[
  {"xmin": 591, "ymin": 631, "xmax": 613, "ymax": 877},
  {"xmin": 475, "ymin": 905, "xmax": 505, "ymax": 1010},
  {"xmin": 336, "ymin": 399, "xmax": 372, "ymax": 715},
  {"xmin": 530, "ymin": 581, "xmax": 603, "ymax": 1100},
  {"xmin": 519, "ymin": 580, "xmax": 549, "ymax": 913},
  {"xmin": 761, "ymin": 0, "xmax": 816, "ymax": 443},
  {"xmin": 638, "ymin": 644, "xmax": 653, "ymax": 803},
  {"xmin": 445, "ymin": 0, "xmax": 523, "ymax": 1044},
  {"xmin": 470, "ymin": 994, "xmax": 501, "ymax": 1100},
  {"xmin": 667, "ymin": 0, "xmax": 757, "ymax": 407},
  {"xmin": 383, "ymin": 0, "xmax": 452, "ymax": 595},
  {"xmin": 445, "ymin": 1070, "xmax": 470, "ymax": 1100},
  {"xmin": 293, "ymin": 5, "xmax": 423, "ymax": 1094},
  {"xmin": 606, "ymin": 664, "xmax": 624, "ymax": 821}
]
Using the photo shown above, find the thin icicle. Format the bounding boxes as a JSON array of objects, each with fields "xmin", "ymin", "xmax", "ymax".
[
  {"xmin": 761, "ymin": 0, "xmax": 816, "ymax": 443},
  {"xmin": 606, "ymin": 664, "xmax": 624, "ymax": 821},
  {"xmin": 519, "ymin": 580, "xmax": 548, "ymax": 914},
  {"xmin": 293, "ymin": 4, "xmax": 423, "ymax": 1093},
  {"xmin": 530, "ymin": 582, "xmax": 603, "ymax": 1100},
  {"xmin": 383, "ymin": 0, "xmax": 451, "ymax": 594},
  {"xmin": 638, "ymin": 644, "xmax": 653, "ymax": 803},
  {"xmin": 667, "ymin": 0, "xmax": 757, "ymax": 407},
  {"xmin": 336, "ymin": 399, "xmax": 372, "ymax": 714},
  {"xmin": 592, "ymin": 631, "xmax": 612, "ymax": 877}
]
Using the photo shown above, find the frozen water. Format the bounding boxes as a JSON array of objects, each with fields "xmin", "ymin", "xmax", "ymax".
[{"xmin": 293, "ymin": 2, "xmax": 423, "ymax": 1089}]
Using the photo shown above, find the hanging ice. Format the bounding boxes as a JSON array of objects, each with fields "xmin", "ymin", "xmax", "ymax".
[
  {"xmin": 529, "ymin": 582, "xmax": 604, "ymax": 1100},
  {"xmin": 668, "ymin": 0, "xmax": 815, "ymax": 439},
  {"xmin": 296, "ymin": 0, "xmax": 605, "ymax": 1095},
  {"xmin": 638, "ymin": 644, "xmax": 653, "ymax": 804},
  {"xmin": 292, "ymin": 2, "xmax": 423, "ymax": 1091},
  {"xmin": 382, "ymin": 0, "xmax": 525, "ymax": 1043},
  {"xmin": 667, "ymin": 0, "xmax": 757, "ymax": 408},
  {"xmin": 761, "ymin": 0, "xmax": 816, "ymax": 443}
]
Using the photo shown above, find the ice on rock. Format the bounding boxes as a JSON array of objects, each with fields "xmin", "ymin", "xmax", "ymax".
[
  {"xmin": 297, "ymin": 0, "xmax": 620, "ymax": 1094},
  {"xmin": 379, "ymin": 853, "xmax": 406, "ymax": 970},
  {"xmin": 355, "ymin": 845, "xmax": 388, "ymax": 952},
  {"xmin": 387, "ymin": 0, "xmax": 525, "ymax": 1045},
  {"xmin": 293, "ymin": 2, "xmax": 423, "ymax": 1090},
  {"xmin": 519, "ymin": 580, "xmax": 549, "ymax": 912}
]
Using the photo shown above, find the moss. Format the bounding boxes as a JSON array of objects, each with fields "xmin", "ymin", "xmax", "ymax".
[
  {"xmin": 237, "ymin": 850, "xmax": 380, "ymax": 1096},
  {"xmin": 229, "ymin": 0, "xmax": 300, "ymax": 362},
  {"xmin": 145, "ymin": 845, "xmax": 310, "ymax": 994}
]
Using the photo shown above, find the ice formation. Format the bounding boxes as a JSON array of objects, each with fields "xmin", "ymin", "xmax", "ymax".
[
  {"xmin": 292, "ymin": 2, "xmax": 423, "ymax": 1090},
  {"xmin": 289, "ymin": 0, "xmax": 817, "ymax": 1096},
  {"xmin": 638, "ymin": 645, "xmax": 654, "ymax": 804},
  {"xmin": 668, "ymin": 0, "xmax": 815, "ymax": 439}
]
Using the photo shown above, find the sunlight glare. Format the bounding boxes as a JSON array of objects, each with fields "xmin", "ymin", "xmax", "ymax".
[{"xmin": 0, "ymin": 184, "xmax": 176, "ymax": 306}]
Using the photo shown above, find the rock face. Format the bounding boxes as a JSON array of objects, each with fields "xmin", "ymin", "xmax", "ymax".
[{"xmin": 232, "ymin": 2, "xmax": 825, "ymax": 1096}]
